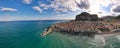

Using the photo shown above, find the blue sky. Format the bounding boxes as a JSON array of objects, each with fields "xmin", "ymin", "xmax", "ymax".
[
  {"xmin": 0, "ymin": 0, "xmax": 51, "ymax": 17},
  {"xmin": 0, "ymin": 0, "xmax": 120, "ymax": 21}
]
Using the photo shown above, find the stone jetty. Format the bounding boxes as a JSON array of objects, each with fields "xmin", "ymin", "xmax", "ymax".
[{"xmin": 41, "ymin": 12, "xmax": 120, "ymax": 36}]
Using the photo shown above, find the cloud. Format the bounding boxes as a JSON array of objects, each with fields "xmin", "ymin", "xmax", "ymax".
[
  {"xmin": 23, "ymin": 0, "xmax": 32, "ymax": 4},
  {"xmin": 32, "ymin": 6, "xmax": 42, "ymax": 13},
  {"xmin": 1, "ymin": 8, "xmax": 17, "ymax": 12},
  {"xmin": 87, "ymin": 0, "xmax": 120, "ymax": 16},
  {"xmin": 38, "ymin": 0, "xmax": 120, "ymax": 17},
  {"xmin": 39, "ymin": 3, "xmax": 49, "ymax": 10},
  {"xmin": 112, "ymin": 5, "xmax": 120, "ymax": 13},
  {"xmin": 75, "ymin": 0, "xmax": 90, "ymax": 9},
  {"xmin": 39, "ymin": 0, "xmax": 90, "ymax": 13}
]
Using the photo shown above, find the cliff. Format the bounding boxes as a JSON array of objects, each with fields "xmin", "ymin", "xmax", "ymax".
[
  {"xmin": 75, "ymin": 12, "xmax": 99, "ymax": 21},
  {"xmin": 41, "ymin": 12, "xmax": 120, "ymax": 36}
]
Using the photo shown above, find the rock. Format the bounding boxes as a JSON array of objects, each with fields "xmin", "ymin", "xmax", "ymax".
[
  {"xmin": 90, "ymin": 14, "xmax": 99, "ymax": 21},
  {"xmin": 97, "ymin": 28, "xmax": 110, "ymax": 32},
  {"xmin": 75, "ymin": 12, "xmax": 99, "ymax": 21}
]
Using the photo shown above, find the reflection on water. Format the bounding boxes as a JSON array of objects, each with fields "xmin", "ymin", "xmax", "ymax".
[{"xmin": 40, "ymin": 32, "xmax": 120, "ymax": 48}]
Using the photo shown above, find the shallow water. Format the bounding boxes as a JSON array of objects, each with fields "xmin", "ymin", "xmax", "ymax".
[
  {"xmin": 40, "ymin": 32, "xmax": 120, "ymax": 48},
  {"xmin": 0, "ymin": 20, "xmax": 120, "ymax": 48}
]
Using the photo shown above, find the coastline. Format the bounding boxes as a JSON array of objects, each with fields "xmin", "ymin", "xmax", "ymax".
[{"xmin": 41, "ymin": 12, "xmax": 120, "ymax": 37}]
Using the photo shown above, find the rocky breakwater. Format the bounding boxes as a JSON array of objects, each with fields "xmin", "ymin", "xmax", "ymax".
[{"xmin": 41, "ymin": 12, "xmax": 120, "ymax": 36}]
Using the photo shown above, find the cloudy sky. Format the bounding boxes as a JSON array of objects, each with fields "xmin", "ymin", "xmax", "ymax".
[{"xmin": 0, "ymin": 0, "xmax": 120, "ymax": 21}]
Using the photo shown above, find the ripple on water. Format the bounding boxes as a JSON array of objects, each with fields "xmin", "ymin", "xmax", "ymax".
[{"xmin": 39, "ymin": 32, "xmax": 120, "ymax": 48}]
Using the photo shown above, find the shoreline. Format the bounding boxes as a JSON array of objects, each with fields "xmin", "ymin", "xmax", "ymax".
[
  {"xmin": 41, "ymin": 21, "xmax": 120, "ymax": 37},
  {"xmin": 41, "ymin": 12, "xmax": 120, "ymax": 37}
]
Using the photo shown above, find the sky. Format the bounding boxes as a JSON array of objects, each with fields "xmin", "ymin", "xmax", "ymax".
[{"xmin": 0, "ymin": 0, "xmax": 120, "ymax": 21}]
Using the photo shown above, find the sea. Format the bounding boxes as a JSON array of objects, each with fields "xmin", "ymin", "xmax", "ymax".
[{"xmin": 0, "ymin": 20, "xmax": 120, "ymax": 48}]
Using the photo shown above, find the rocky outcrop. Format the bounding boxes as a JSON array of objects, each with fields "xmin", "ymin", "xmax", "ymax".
[
  {"xmin": 75, "ymin": 12, "xmax": 99, "ymax": 21},
  {"xmin": 41, "ymin": 12, "xmax": 120, "ymax": 36}
]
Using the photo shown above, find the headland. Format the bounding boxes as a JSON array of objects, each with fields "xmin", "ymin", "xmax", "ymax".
[{"xmin": 41, "ymin": 12, "xmax": 120, "ymax": 36}]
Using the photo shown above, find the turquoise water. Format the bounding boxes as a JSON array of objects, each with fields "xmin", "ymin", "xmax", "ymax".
[{"xmin": 0, "ymin": 20, "xmax": 120, "ymax": 48}]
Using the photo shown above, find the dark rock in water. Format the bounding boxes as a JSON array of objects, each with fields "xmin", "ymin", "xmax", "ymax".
[{"xmin": 75, "ymin": 12, "xmax": 99, "ymax": 21}]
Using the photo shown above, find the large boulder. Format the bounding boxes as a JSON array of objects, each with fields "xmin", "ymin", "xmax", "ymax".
[{"xmin": 75, "ymin": 12, "xmax": 99, "ymax": 21}]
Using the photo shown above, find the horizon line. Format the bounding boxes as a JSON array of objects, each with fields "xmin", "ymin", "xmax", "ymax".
[{"xmin": 0, "ymin": 19, "xmax": 74, "ymax": 22}]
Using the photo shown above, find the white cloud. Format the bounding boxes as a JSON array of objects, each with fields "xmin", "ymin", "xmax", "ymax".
[
  {"xmin": 1, "ymin": 8, "xmax": 17, "ymax": 12},
  {"xmin": 86, "ymin": 0, "xmax": 120, "ymax": 15},
  {"xmin": 42, "ymin": 0, "xmax": 111, "ymax": 12},
  {"xmin": 32, "ymin": 6, "xmax": 42, "ymax": 13},
  {"xmin": 39, "ymin": 0, "xmax": 90, "ymax": 13},
  {"xmin": 39, "ymin": 0, "xmax": 110, "ymax": 15},
  {"xmin": 23, "ymin": 0, "xmax": 32, "ymax": 4},
  {"xmin": 38, "ymin": 0, "xmax": 120, "ymax": 16}
]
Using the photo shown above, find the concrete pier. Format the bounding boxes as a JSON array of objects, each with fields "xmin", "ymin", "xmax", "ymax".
[{"xmin": 41, "ymin": 28, "xmax": 52, "ymax": 37}]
